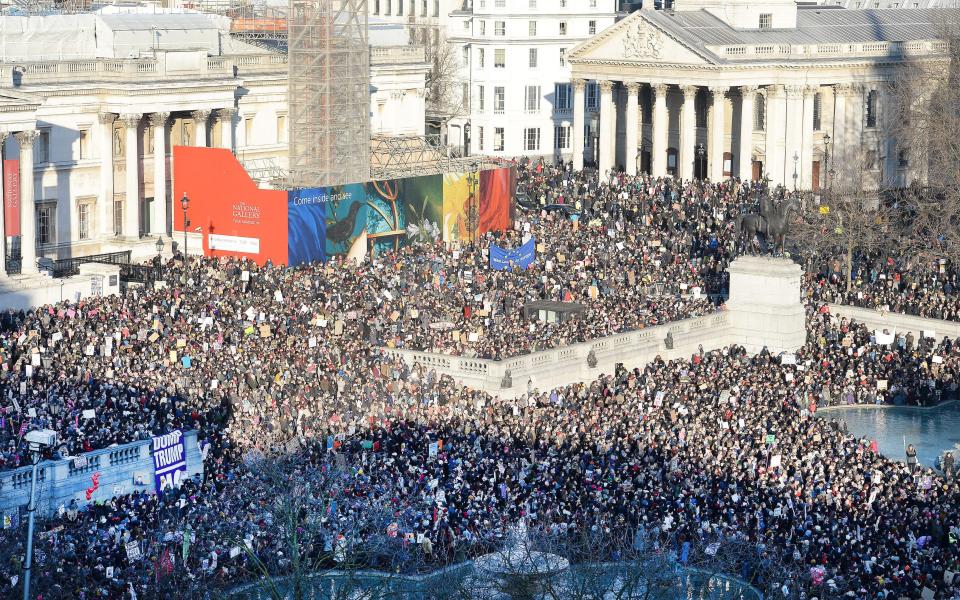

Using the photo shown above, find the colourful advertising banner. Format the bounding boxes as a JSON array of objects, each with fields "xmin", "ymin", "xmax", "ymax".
[
  {"xmin": 172, "ymin": 146, "xmax": 287, "ymax": 266},
  {"xmin": 173, "ymin": 148, "xmax": 514, "ymax": 266},
  {"xmin": 3, "ymin": 159, "xmax": 19, "ymax": 237}
]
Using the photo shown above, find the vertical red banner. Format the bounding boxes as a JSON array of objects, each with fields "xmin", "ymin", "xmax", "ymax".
[{"xmin": 3, "ymin": 159, "xmax": 19, "ymax": 236}]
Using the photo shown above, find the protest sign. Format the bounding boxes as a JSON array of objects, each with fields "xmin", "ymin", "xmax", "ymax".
[
  {"xmin": 489, "ymin": 238, "xmax": 536, "ymax": 271},
  {"xmin": 152, "ymin": 430, "xmax": 187, "ymax": 495}
]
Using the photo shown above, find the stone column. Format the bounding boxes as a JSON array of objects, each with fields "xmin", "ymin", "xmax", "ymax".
[
  {"xmin": 651, "ymin": 83, "xmax": 668, "ymax": 177},
  {"xmin": 219, "ymin": 108, "xmax": 237, "ymax": 153},
  {"xmin": 625, "ymin": 83, "xmax": 640, "ymax": 176},
  {"xmin": 784, "ymin": 85, "xmax": 804, "ymax": 190},
  {"xmin": 846, "ymin": 84, "xmax": 864, "ymax": 173},
  {"xmin": 98, "ymin": 113, "xmax": 116, "ymax": 239},
  {"xmin": 879, "ymin": 82, "xmax": 897, "ymax": 188},
  {"xmin": 598, "ymin": 81, "xmax": 615, "ymax": 179},
  {"xmin": 765, "ymin": 85, "xmax": 787, "ymax": 187},
  {"xmin": 572, "ymin": 79, "xmax": 586, "ymax": 171},
  {"xmin": 150, "ymin": 112, "xmax": 169, "ymax": 236},
  {"xmin": 0, "ymin": 134, "xmax": 6, "ymax": 276},
  {"xmin": 679, "ymin": 85, "xmax": 697, "ymax": 181},
  {"xmin": 14, "ymin": 130, "xmax": 38, "ymax": 274},
  {"xmin": 832, "ymin": 84, "xmax": 849, "ymax": 174},
  {"xmin": 708, "ymin": 86, "xmax": 727, "ymax": 182},
  {"xmin": 738, "ymin": 86, "xmax": 756, "ymax": 181},
  {"xmin": 800, "ymin": 86, "xmax": 817, "ymax": 190},
  {"xmin": 192, "ymin": 110, "xmax": 211, "ymax": 148},
  {"xmin": 121, "ymin": 113, "xmax": 142, "ymax": 239}
]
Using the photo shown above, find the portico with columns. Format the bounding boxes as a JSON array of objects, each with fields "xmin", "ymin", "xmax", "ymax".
[{"xmin": 567, "ymin": 2, "xmax": 952, "ymax": 191}]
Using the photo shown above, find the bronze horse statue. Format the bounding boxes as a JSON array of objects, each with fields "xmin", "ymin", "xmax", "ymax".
[{"xmin": 737, "ymin": 195, "xmax": 799, "ymax": 254}]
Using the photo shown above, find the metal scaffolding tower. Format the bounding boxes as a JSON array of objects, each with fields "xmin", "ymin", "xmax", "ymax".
[{"xmin": 288, "ymin": 0, "xmax": 370, "ymax": 188}]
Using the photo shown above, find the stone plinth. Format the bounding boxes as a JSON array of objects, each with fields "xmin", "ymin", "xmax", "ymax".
[{"xmin": 725, "ymin": 256, "xmax": 805, "ymax": 354}]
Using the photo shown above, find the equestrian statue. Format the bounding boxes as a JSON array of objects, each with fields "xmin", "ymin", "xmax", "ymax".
[{"xmin": 737, "ymin": 189, "xmax": 799, "ymax": 255}]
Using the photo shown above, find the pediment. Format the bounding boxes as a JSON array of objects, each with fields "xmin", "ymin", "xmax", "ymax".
[{"xmin": 569, "ymin": 12, "xmax": 710, "ymax": 66}]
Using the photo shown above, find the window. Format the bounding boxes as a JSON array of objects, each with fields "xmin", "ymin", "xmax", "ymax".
[
  {"xmin": 529, "ymin": 21, "xmax": 536, "ymax": 36},
  {"xmin": 495, "ymin": 21, "xmax": 505, "ymax": 36},
  {"xmin": 495, "ymin": 0, "xmax": 505, "ymax": 6},
  {"xmin": 78, "ymin": 128, "xmax": 90, "ymax": 161},
  {"xmin": 478, "ymin": 48, "xmax": 485, "ymax": 68},
  {"xmin": 759, "ymin": 13, "xmax": 772, "ymax": 29},
  {"xmin": 528, "ymin": 0, "xmax": 536, "ymax": 7},
  {"xmin": 78, "ymin": 201, "xmax": 92, "ymax": 241},
  {"xmin": 754, "ymin": 94, "xmax": 765, "ymax": 131},
  {"xmin": 477, "ymin": 126, "xmax": 484, "ymax": 151},
  {"xmin": 35, "ymin": 128, "xmax": 50, "ymax": 164},
  {"xmin": 525, "ymin": 85, "xmax": 541, "ymax": 113},
  {"xmin": 494, "ymin": 127, "xmax": 505, "ymax": 152},
  {"xmin": 560, "ymin": 0, "xmax": 566, "ymax": 7},
  {"xmin": 559, "ymin": 48, "xmax": 567, "ymax": 66},
  {"xmin": 866, "ymin": 89, "xmax": 878, "ymax": 128},
  {"xmin": 524, "ymin": 127, "xmax": 541, "ymax": 151},
  {"xmin": 494, "ymin": 48, "xmax": 505, "ymax": 68},
  {"xmin": 555, "ymin": 83, "xmax": 571, "ymax": 111},
  {"xmin": 277, "ymin": 114, "xmax": 287, "ymax": 144},
  {"xmin": 813, "ymin": 92, "xmax": 822, "ymax": 130},
  {"xmin": 479, "ymin": 20, "xmax": 486, "ymax": 35},
  {"xmin": 384, "ymin": 0, "xmax": 390, "ymax": 14},
  {"xmin": 461, "ymin": 46, "xmax": 469, "ymax": 66},
  {"xmin": 432, "ymin": 0, "xmax": 438, "ymax": 16},
  {"xmin": 590, "ymin": 0, "xmax": 597, "ymax": 6},
  {"xmin": 374, "ymin": 0, "xmax": 379, "ymax": 14},
  {"xmin": 555, "ymin": 125, "xmax": 570, "ymax": 149},
  {"xmin": 244, "ymin": 116, "xmax": 254, "ymax": 146},
  {"xmin": 478, "ymin": 86, "xmax": 486, "ymax": 111},
  {"xmin": 462, "ymin": 83, "xmax": 471, "ymax": 111},
  {"xmin": 494, "ymin": 86, "xmax": 505, "ymax": 113},
  {"xmin": 528, "ymin": 48, "xmax": 538, "ymax": 68},
  {"xmin": 587, "ymin": 82, "xmax": 598, "ymax": 111},
  {"xmin": 463, "ymin": 19, "xmax": 469, "ymax": 31},
  {"xmin": 866, "ymin": 149, "xmax": 878, "ymax": 170},
  {"xmin": 37, "ymin": 202, "xmax": 56, "ymax": 246},
  {"xmin": 397, "ymin": 0, "xmax": 402, "ymax": 15},
  {"xmin": 559, "ymin": 22, "xmax": 567, "ymax": 35},
  {"xmin": 589, "ymin": 20, "xmax": 596, "ymax": 35},
  {"xmin": 113, "ymin": 200, "xmax": 123, "ymax": 236},
  {"xmin": 409, "ymin": 0, "xmax": 414, "ymax": 15}
]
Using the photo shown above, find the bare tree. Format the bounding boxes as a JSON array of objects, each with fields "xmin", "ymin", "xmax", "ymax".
[{"xmin": 424, "ymin": 33, "xmax": 467, "ymax": 127}]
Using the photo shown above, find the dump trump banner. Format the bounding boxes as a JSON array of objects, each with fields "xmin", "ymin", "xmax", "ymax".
[{"xmin": 152, "ymin": 430, "xmax": 187, "ymax": 494}]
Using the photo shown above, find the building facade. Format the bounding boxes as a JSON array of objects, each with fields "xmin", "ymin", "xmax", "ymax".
[
  {"xmin": 568, "ymin": 0, "xmax": 954, "ymax": 188},
  {"xmin": 0, "ymin": 11, "xmax": 428, "ymax": 275},
  {"xmin": 447, "ymin": 0, "xmax": 622, "ymax": 160}
]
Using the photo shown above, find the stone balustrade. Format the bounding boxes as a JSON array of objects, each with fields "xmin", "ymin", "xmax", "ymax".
[
  {"xmin": 383, "ymin": 311, "xmax": 734, "ymax": 397},
  {"xmin": 827, "ymin": 303, "xmax": 960, "ymax": 340},
  {"xmin": 0, "ymin": 430, "xmax": 202, "ymax": 518},
  {"xmin": 0, "ymin": 52, "xmax": 289, "ymax": 88}
]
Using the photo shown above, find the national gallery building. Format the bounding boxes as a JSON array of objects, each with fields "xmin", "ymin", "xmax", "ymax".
[{"xmin": 568, "ymin": 0, "xmax": 955, "ymax": 190}]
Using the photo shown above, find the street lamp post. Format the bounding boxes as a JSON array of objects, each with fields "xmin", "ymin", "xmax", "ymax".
[
  {"xmin": 822, "ymin": 133, "xmax": 832, "ymax": 195},
  {"xmin": 180, "ymin": 193, "xmax": 190, "ymax": 265},
  {"xmin": 792, "ymin": 152, "xmax": 799, "ymax": 191},
  {"xmin": 155, "ymin": 235, "xmax": 164, "ymax": 280},
  {"xmin": 22, "ymin": 429, "xmax": 57, "ymax": 600},
  {"xmin": 465, "ymin": 172, "xmax": 479, "ymax": 244},
  {"xmin": 695, "ymin": 143, "xmax": 706, "ymax": 180}
]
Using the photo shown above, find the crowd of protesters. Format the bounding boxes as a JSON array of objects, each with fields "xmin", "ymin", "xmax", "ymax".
[{"xmin": 0, "ymin": 162, "xmax": 955, "ymax": 598}]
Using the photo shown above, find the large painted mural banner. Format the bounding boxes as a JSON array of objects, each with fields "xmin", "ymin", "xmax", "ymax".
[
  {"xmin": 478, "ymin": 168, "xmax": 512, "ymax": 235},
  {"xmin": 174, "ymin": 148, "xmax": 514, "ymax": 266},
  {"xmin": 172, "ymin": 146, "xmax": 288, "ymax": 266},
  {"xmin": 402, "ymin": 175, "xmax": 443, "ymax": 246}
]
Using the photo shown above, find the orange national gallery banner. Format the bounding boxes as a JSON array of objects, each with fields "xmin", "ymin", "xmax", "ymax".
[{"xmin": 172, "ymin": 146, "xmax": 288, "ymax": 266}]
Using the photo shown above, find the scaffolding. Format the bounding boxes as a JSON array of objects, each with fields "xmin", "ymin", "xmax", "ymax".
[
  {"xmin": 288, "ymin": 0, "xmax": 369, "ymax": 188},
  {"xmin": 370, "ymin": 134, "xmax": 503, "ymax": 180}
]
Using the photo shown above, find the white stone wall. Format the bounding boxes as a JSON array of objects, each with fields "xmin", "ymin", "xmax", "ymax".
[{"xmin": 448, "ymin": 0, "xmax": 620, "ymax": 159}]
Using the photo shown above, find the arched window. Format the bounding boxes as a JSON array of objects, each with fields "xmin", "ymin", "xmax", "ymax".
[{"xmin": 754, "ymin": 93, "xmax": 765, "ymax": 131}]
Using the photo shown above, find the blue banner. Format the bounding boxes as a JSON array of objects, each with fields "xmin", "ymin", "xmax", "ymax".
[
  {"xmin": 152, "ymin": 430, "xmax": 187, "ymax": 495},
  {"xmin": 489, "ymin": 238, "xmax": 535, "ymax": 271}
]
